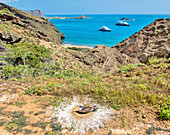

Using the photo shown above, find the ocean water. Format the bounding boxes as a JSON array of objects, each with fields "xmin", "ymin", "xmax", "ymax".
[{"xmin": 47, "ymin": 14, "xmax": 170, "ymax": 47}]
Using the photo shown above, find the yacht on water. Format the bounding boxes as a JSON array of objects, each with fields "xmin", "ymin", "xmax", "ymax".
[
  {"xmin": 116, "ymin": 21, "xmax": 130, "ymax": 26},
  {"xmin": 99, "ymin": 26, "xmax": 111, "ymax": 31}
]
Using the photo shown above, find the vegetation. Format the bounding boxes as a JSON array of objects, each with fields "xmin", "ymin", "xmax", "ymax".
[
  {"xmin": 0, "ymin": 8, "xmax": 15, "ymax": 16},
  {"xmin": 159, "ymin": 96, "xmax": 170, "ymax": 120},
  {"xmin": 1, "ymin": 43, "xmax": 61, "ymax": 79},
  {"xmin": 121, "ymin": 117, "xmax": 126, "ymax": 128},
  {"xmin": 120, "ymin": 63, "xmax": 145, "ymax": 73},
  {"xmin": 0, "ymin": 42, "xmax": 169, "ymax": 134}
]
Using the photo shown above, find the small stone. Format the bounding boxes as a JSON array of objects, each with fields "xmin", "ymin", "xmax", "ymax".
[{"xmin": 142, "ymin": 113, "xmax": 146, "ymax": 119}]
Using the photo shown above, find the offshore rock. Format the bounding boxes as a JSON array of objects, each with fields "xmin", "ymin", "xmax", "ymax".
[{"xmin": 75, "ymin": 15, "xmax": 87, "ymax": 19}]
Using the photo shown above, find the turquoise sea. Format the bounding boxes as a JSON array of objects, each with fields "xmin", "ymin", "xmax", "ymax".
[{"xmin": 47, "ymin": 14, "xmax": 170, "ymax": 47}]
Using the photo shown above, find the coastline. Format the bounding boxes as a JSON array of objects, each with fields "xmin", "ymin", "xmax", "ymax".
[{"xmin": 63, "ymin": 44, "xmax": 93, "ymax": 49}]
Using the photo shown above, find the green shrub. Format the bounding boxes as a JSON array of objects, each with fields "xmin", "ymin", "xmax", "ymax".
[
  {"xmin": 159, "ymin": 96, "xmax": 170, "ymax": 120},
  {"xmin": 6, "ymin": 43, "xmax": 52, "ymax": 67},
  {"xmin": 0, "ymin": 8, "xmax": 15, "ymax": 16},
  {"xmin": 166, "ymin": 58, "xmax": 170, "ymax": 63},
  {"xmin": 148, "ymin": 56, "xmax": 164, "ymax": 65},
  {"xmin": 25, "ymin": 87, "xmax": 38, "ymax": 96},
  {"xmin": 120, "ymin": 63, "xmax": 145, "ymax": 73},
  {"xmin": 1, "ymin": 43, "xmax": 62, "ymax": 79}
]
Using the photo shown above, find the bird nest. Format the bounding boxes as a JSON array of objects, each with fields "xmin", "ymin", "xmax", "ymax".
[
  {"xmin": 72, "ymin": 104, "xmax": 97, "ymax": 117},
  {"xmin": 51, "ymin": 96, "xmax": 113, "ymax": 134}
]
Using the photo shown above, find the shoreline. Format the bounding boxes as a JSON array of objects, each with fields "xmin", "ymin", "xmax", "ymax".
[{"xmin": 63, "ymin": 44, "xmax": 93, "ymax": 49}]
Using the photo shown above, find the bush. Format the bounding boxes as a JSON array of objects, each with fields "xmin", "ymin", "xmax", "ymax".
[
  {"xmin": 148, "ymin": 56, "xmax": 164, "ymax": 65},
  {"xmin": 159, "ymin": 96, "xmax": 170, "ymax": 120},
  {"xmin": 6, "ymin": 43, "xmax": 52, "ymax": 67},
  {"xmin": 0, "ymin": 8, "xmax": 15, "ymax": 16},
  {"xmin": 25, "ymin": 87, "xmax": 38, "ymax": 96},
  {"xmin": 1, "ymin": 43, "xmax": 62, "ymax": 79},
  {"xmin": 120, "ymin": 63, "xmax": 145, "ymax": 73}
]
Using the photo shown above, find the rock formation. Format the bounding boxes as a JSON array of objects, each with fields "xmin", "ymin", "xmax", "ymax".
[
  {"xmin": 75, "ymin": 15, "xmax": 87, "ymax": 19},
  {"xmin": 25, "ymin": 9, "xmax": 45, "ymax": 17},
  {"xmin": 73, "ymin": 45, "xmax": 139, "ymax": 72}
]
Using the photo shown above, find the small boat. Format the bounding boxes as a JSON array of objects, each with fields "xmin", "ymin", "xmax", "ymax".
[
  {"xmin": 99, "ymin": 26, "xmax": 111, "ymax": 31},
  {"xmin": 116, "ymin": 21, "xmax": 130, "ymax": 26}
]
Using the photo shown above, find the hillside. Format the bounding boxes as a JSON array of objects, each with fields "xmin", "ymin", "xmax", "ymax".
[
  {"xmin": 0, "ymin": 3, "xmax": 169, "ymax": 135},
  {"xmin": 0, "ymin": 2, "xmax": 64, "ymax": 46}
]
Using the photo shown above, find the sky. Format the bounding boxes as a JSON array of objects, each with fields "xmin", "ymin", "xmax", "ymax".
[{"xmin": 0, "ymin": 0, "xmax": 170, "ymax": 15}]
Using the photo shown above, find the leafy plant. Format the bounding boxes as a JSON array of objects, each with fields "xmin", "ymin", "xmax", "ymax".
[
  {"xmin": 25, "ymin": 87, "xmax": 38, "ymax": 95},
  {"xmin": 120, "ymin": 63, "xmax": 145, "ymax": 73},
  {"xmin": 159, "ymin": 96, "xmax": 170, "ymax": 120},
  {"xmin": 148, "ymin": 56, "xmax": 164, "ymax": 65},
  {"xmin": 121, "ymin": 117, "xmax": 126, "ymax": 128},
  {"xmin": 0, "ymin": 8, "xmax": 15, "ymax": 16}
]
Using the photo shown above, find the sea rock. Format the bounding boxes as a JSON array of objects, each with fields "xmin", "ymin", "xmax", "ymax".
[
  {"xmin": 114, "ymin": 18, "xmax": 170, "ymax": 63},
  {"xmin": 75, "ymin": 15, "xmax": 87, "ymax": 19},
  {"xmin": 121, "ymin": 17, "xmax": 133, "ymax": 21}
]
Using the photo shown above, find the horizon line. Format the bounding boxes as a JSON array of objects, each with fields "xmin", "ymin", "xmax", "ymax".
[{"xmin": 45, "ymin": 13, "xmax": 170, "ymax": 15}]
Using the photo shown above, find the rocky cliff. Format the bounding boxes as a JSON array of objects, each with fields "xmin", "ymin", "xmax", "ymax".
[
  {"xmin": 25, "ymin": 9, "xmax": 45, "ymax": 17},
  {"xmin": 114, "ymin": 18, "xmax": 170, "ymax": 63},
  {"xmin": 0, "ymin": 2, "xmax": 65, "ymax": 45}
]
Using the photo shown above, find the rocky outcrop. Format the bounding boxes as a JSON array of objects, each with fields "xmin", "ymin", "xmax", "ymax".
[
  {"xmin": 25, "ymin": 10, "xmax": 45, "ymax": 17},
  {"xmin": 121, "ymin": 17, "xmax": 133, "ymax": 21},
  {"xmin": 0, "ymin": 2, "xmax": 65, "ymax": 45},
  {"xmin": 0, "ymin": 32, "xmax": 22, "ymax": 44},
  {"xmin": 75, "ymin": 15, "xmax": 87, "ymax": 19},
  {"xmin": 114, "ymin": 18, "xmax": 170, "ymax": 63},
  {"xmin": 73, "ymin": 45, "xmax": 139, "ymax": 72}
]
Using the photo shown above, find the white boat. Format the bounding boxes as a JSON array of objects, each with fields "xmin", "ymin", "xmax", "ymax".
[
  {"xmin": 116, "ymin": 21, "xmax": 130, "ymax": 26},
  {"xmin": 99, "ymin": 26, "xmax": 111, "ymax": 31}
]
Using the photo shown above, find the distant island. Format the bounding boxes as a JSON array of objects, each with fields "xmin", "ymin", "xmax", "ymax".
[
  {"xmin": 25, "ymin": 9, "xmax": 45, "ymax": 17},
  {"xmin": 45, "ymin": 15, "xmax": 88, "ymax": 19},
  {"xmin": 25, "ymin": 10, "xmax": 88, "ymax": 19}
]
